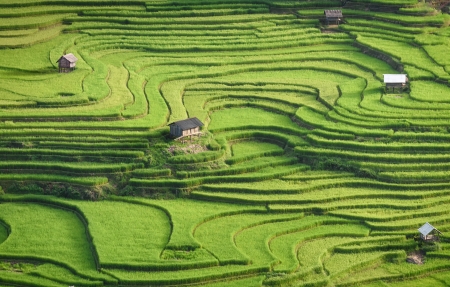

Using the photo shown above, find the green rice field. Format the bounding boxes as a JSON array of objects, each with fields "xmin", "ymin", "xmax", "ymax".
[{"xmin": 1, "ymin": 0, "xmax": 450, "ymax": 286}]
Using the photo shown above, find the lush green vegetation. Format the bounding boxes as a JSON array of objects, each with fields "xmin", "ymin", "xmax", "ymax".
[{"xmin": 1, "ymin": 0, "xmax": 450, "ymax": 286}]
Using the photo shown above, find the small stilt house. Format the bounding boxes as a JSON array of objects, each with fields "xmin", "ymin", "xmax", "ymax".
[
  {"xmin": 324, "ymin": 10, "xmax": 343, "ymax": 25},
  {"xmin": 169, "ymin": 117, "xmax": 203, "ymax": 140},
  {"xmin": 384, "ymin": 74, "xmax": 408, "ymax": 92},
  {"xmin": 57, "ymin": 53, "xmax": 78, "ymax": 73},
  {"xmin": 418, "ymin": 222, "xmax": 442, "ymax": 241}
]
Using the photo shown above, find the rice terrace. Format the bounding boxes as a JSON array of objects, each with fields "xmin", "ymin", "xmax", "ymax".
[{"xmin": 2, "ymin": 0, "xmax": 450, "ymax": 286}]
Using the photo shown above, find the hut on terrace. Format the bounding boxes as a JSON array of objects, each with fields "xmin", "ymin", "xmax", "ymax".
[
  {"xmin": 418, "ymin": 222, "xmax": 442, "ymax": 242},
  {"xmin": 383, "ymin": 74, "xmax": 408, "ymax": 92},
  {"xmin": 169, "ymin": 117, "xmax": 203, "ymax": 140},
  {"xmin": 57, "ymin": 53, "xmax": 78, "ymax": 73},
  {"xmin": 324, "ymin": 10, "xmax": 343, "ymax": 25}
]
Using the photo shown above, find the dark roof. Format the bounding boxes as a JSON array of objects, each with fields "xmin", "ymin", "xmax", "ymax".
[
  {"xmin": 57, "ymin": 53, "xmax": 78, "ymax": 63},
  {"xmin": 169, "ymin": 117, "xmax": 203, "ymax": 130},
  {"xmin": 324, "ymin": 10, "xmax": 343, "ymax": 18}
]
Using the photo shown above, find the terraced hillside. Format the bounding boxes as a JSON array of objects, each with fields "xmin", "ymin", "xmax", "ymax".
[{"xmin": 1, "ymin": 0, "xmax": 450, "ymax": 286}]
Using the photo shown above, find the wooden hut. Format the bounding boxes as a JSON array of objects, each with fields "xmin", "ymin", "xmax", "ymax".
[
  {"xmin": 57, "ymin": 53, "xmax": 78, "ymax": 73},
  {"xmin": 383, "ymin": 74, "xmax": 408, "ymax": 92},
  {"xmin": 169, "ymin": 117, "xmax": 203, "ymax": 140},
  {"xmin": 418, "ymin": 222, "xmax": 442, "ymax": 241},
  {"xmin": 324, "ymin": 10, "xmax": 343, "ymax": 25}
]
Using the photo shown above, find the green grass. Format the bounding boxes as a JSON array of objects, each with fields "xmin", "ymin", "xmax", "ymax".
[
  {"xmin": 356, "ymin": 35, "xmax": 449, "ymax": 79},
  {"xmin": 339, "ymin": 258, "xmax": 450, "ymax": 286},
  {"xmin": 74, "ymin": 200, "xmax": 171, "ymax": 267},
  {"xmin": 297, "ymin": 237, "xmax": 357, "ymax": 271},
  {"xmin": 229, "ymin": 141, "xmax": 284, "ymax": 160},
  {"xmin": 194, "ymin": 213, "xmax": 301, "ymax": 264},
  {"xmin": 410, "ymin": 80, "xmax": 450, "ymax": 103},
  {"xmin": 270, "ymin": 225, "xmax": 369, "ymax": 273},
  {"xmin": 0, "ymin": 223, "xmax": 8, "ymax": 245},
  {"xmin": 235, "ymin": 215, "xmax": 351, "ymax": 266},
  {"xmin": 423, "ymin": 45, "xmax": 450, "ymax": 68},
  {"xmin": 109, "ymin": 197, "xmax": 263, "ymax": 250},
  {"xmin": 0, "ymin": 13, "xmax": 75, "ymax": 29},
  {"xmin": 29, "ymin": 263, "xmax": 103, "ymax": 286},
  {"xmin": 103, "ymin": 264, "xmax": 268, "ymax": 285},
  {"xmin": 343, "ymin": 18, "xmax": 424, "ymax": 34},
  {"xmin": 0, "ymin": 34, "xmax": 76, "ymax": 70},
  {"xmin": 193, "ymin": 186, "xmax": 450, "ymax": 208},
  {"xmin": 0, "ymin": 25, "xmax": 64, "ymax": 48},
  {"xmin": 0, "ymin": 174, "xmax": 108, "ymax": 186},
  {"xmin": 2, "ymin": 1, "xmax": 450, "ymax": 286},
  {"xmin": 199, "ymin": 275, "xmax": 265, "ymax": 287},
  {"xmin": 0, "ymin": 202, "xmax": 104, "ymax": 280},
  {"xmin": 209, "ymin": 107, "xmax": 306, "ymax": 133},
  {"xmin": 325, "ymin": 251, "xmax": 406, "ymax": 278},
  {"xmin": 0, "ymin": 270, "xmax": 62, "ymax": 287}
]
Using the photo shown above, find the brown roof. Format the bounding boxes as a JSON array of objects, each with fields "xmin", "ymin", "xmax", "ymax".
[
  {"xmin": 169, "ymin": 117, "xmax": 203, "ymax": 130},
  {"xmin": 324, "ymin": 10, "xmax": 343, "ymax": 18},
  {"xmin": 57, "ymin": 53, "xmax": 78, "ymax": 63}
]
